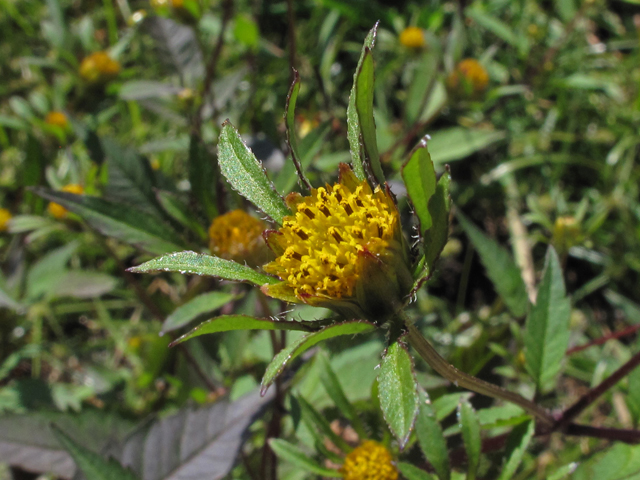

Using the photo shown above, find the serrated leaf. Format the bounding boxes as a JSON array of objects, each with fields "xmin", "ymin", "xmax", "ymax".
[
  {"xmin": 412, "ymin": 169, "xmax": 451, "ymax": 291},
  {"xmin": 170, "ymin": 314, "xmax": 309, "ymax": 347},
  {"xmin": 403, "ymin": 139, "xmax": 437, "ymax": 235},
  {"xmin": 524, "ymin": 246, "xmax": 571, "ymax": 392},
  {"xmin": 415, "ymin": 390, "xmax": 450, "ymax": 480},
  {"xmin": 398, "ymin": 462, "xmax": 437, "ymax": 480},
  {"xmin": 129, "ymin": 251, "xmax": 278, "ymax": 286},
  {"xmin": 457, "ymin": 212, "xmax": 528, "ymax": 317},
  {"xmin": 261, "ymin": 321, "xmax": 376, "ymax": 394},
  {"xmin": 347, "ymin": 22, "xmax": 378, "ymax": 181},
  {"xmin": 458, "ymin": 400, "xmax": 481, "ymax": 480},
  {"xmin": 143, "ymin": 17, "xmax": 204, "ymax": 87},
  {"xmin": 162, "ymin": 292, "xmax": 239, "ymax": 333},
  {"xmin": 355, "ymin": 49, "xmax": 385, "ymax": 185},
  {"xmin": 188, "ymin": 134, "xmax": 218, "ymax": 219},
  {"xmin": 378, "ymin": 339, "xmax": 419, "ymax": 448},
  {"xmin": 496, "ymin": 419, "xmax": 534, "ymax": 480},
  {"xmin": 218, "ymin": 121, "xmax": 291, "ymax": 224},
  {"xmin": 269, "ymin": 439, "xmax": 341, "ymax": 477},
  {"xmin": 52, "ymin": 425, "xmax": 140, "ymax": 480},
  {"xmin": 31, "ymin": 188, "xmax": 185, "ymax": 255},
  {"xmin": 283, "ymin": 69, "xmax": 311, "ymax": 191}
]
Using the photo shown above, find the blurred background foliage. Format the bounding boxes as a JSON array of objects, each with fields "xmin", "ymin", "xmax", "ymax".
[{"xmin": 1, "ymin": 0, "xmax": 640, "ymax": 478}]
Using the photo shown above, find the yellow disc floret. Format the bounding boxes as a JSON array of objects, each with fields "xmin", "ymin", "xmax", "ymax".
[
  {"xmin": 45, "ymin": 111, "xmax": 69, "ymax": 129},
  {"xmin": 79, "ymin": 52, "xmax": 121, "ymax": 84},
  {"xmin": 0, "ymin": 208, "xmax": 12, "ymax": 232},
  {"xmin": 209, "ymin": 209, "xmax": 265, "ymax": 263},
  {"xmin": 340, "ymin": 440, "xmax": 398, "ymax": 480},
  {"xmin": 446, "ymin": 58, "xmax": 489, "ymax": 95},
  {"xmin": 399, "ymin": 26, "xmax": 425, "ymax": 49},
  {"xmin": 264, "ymin": 174, "xmax": 398, "ymax": 300}
]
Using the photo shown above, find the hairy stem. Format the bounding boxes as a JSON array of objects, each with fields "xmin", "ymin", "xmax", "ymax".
[{"xmin": 405, "ymin": 322, "xmax": 555, "ymax": 428}]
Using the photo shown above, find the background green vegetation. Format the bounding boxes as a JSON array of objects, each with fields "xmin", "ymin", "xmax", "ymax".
[{"xmin": 1, "ymin": 0, "xmax": 640, "ymax": 478}]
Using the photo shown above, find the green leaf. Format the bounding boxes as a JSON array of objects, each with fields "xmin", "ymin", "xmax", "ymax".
[
  {"xmin": 412, "ymin": 169, "xmax": 452, "ymax": 290},
  {"xmin": 218, "ymin": 121, "xmax": 291, "ymax": 224},
  {"xmin": 465, "ymin": 8, "xmax": 529, "ymax": 55},
  {"xmin": 428, "ymin": 128, "xmax": 506, "ymax": 165},
  {"xmin": 403, "ymin": 139, "xmax": 437, "ymax": 234},
  {"xmin": 297, "ymin": 396, "xmax": 352, "ymax": 453},
  {"xmin": 398, "ymin": 462, "xmax": 437, "ymax": 480},
  {"xmin": 283, "ymin": 69, "xmax": 312, "ymax": 191},
  {"xmin": 31, "ymin": 188, "xmax": 185, "ymax": 255},
  {"xmin": 347, "ymin": 22, "xmax": 378, "ymax": 181},
  {"xmin": 457, "ymin": 212, "xmax": 528, "ymax": 317},
  {"xmin": 355, "ymin": 49, "xmax": 385, "ymax": 185},
  {"xmin": 573, "ymin": 443, "xmax": 640, "ymax": 480},
  {"xmin": 51, "ymin": 424, "xmax": 140, "ymax": 480},
  {"xmin": 129, "ymin": 250, "xmax": 278, "ymax": 286},
  {"xmin": 169, "ymin": 314, "xmax": 309, "ymax": 347},
  {"xmin": 162, "ymin": 291, "xmax": 240, "ymax": 333},
  {"xmin": 378, "ymin": 339, "xmax": 419, "ymax": 448},
  {"xmin": 317, "ymin": 352, "xmax": 366, "ymax": 438},
  {"xmin": 188, "ymin": 134, "xmax": 218, "ymax": 219},
  {"xmin": 269, "ymin": 439, "xmax": 341, "ymax": 477},
  {"xmin": 260, "ymin": 321, "xmax": 376, "ymax": 394},
  {"xmin": 458, "ymin": 400, "xmax": 481, "ymax": 480},
  {"xmin": 497, "ymin": 419, "xmax": 535, "ymax": 480},
  {"xmin": 524, "ymin": 246, "xmax": 571, "ymax": 392},
  {"xmin": 415, "ymin": 390, "xmax": 450, "ymax": 480}
]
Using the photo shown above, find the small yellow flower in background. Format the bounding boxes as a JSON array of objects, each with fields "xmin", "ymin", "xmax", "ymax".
[
  {"xmin": 552, "ymin": 216, "xmax": 582, "ymax": 256},
  {"xmin": 263, "ymin": 164, "xmax": 412, "ymax": 321},
  {"xmin": 209, "ymin": 209, "xmax": 266, "ymax": 266},
  {"xmin": 45, "ymin": 111, "xmax": 69, "ymax": 129},
  {"xmin": 340, "ymin": 440, "xmax": 398, "ymax": 480},
  {"xmin": 446, "ymin": 58, "xmax": 489, "ymax": 97},
  {"xmin": 399, "ymin": 26, "xmax": 425, "ymax": 49},
  {"xmin": 79, "ymin": 52, "xmax": 121, "ymax": 84},
  {"xmin": 48, "ymin": 184, "xmax": 84, "ymax": 219},
  {"xmin": 0, "ymin": 208, "xmax": 12, "ymax": 232}
]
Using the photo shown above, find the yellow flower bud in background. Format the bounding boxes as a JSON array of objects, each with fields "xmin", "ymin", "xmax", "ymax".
[
  {"xmin": 79, "ymin": 52, "xmax": 121, "ymax": 84},
  {"xmin": 446, "ymin": 58, "xmax": 489, "ymax": 98},
  {"xmin": 45, "ymin": 111, "xmax": 69, "ymax": 130},
  {"xmin": 0, "ymin": 208, "xmax": 12, "ymax": 232},
  {"xmin": 48, "ymin": 184, "xmax": 84, "ymax": 219},
  {"xmin": 399, "ymin": 26, "xmax": 425, "ymax": 49},
  {"xmin": 552, "ymin": 216, "xmax": 582, "ymax": 257},
  {"xmin": 209, "ymin": 209, "xmax": 267, "ymax": 267},
  {"xmin": 340, "ymin": 440, "xmax": 398, "ymax": 480}
]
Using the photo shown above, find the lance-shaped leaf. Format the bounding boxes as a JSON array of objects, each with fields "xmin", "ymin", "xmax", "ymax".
[
  {"xmin": 260, "ymin": 321, "xmax": 376, "ymax": 395},
  {"xmin": 355, "ymin": 49, "xmax": 385, "ymax": 186},
  {"xmin": 398, "ymin": 463, "xmax": 437, "ymax": 480},
  {"xmin": 269, "ymin": 439, "xmax": 341, "ymax": 478},
  {"xmin": 457, "ymin": 212, "xmax": 528, "ymax": 317},
  {"xmin": 284, "ymin": 69, "xmax": 312, "ymax": 191},
  {"xmin": 378, "ymin": 339, "xmax": 419, "ymax": 449},
  {"xmin": 129, "ymin": 251, "xmax": 278, "ymax": 287},
  {"xmin": 402, "ymin": 138, "xmax": 437, "ymax": 236},
  {"xmin": 51, "ymin": 425, "xmax": 140, "ymax": 480},
  {"xmin": 415, "ymin": 390, "xmax": 450, "ymax": 480},
  {"xmin": 347, "ymin": 22, "xmax": 378, "ymax": 181},
  {"xmin": 412, "ymin": 168, "xmax": 452, "ymax": 292},
  {"xmin": 162, "ymin": 292, "xmax": 240, "ymax": 334},
  {"xmin": 218, "ymin": 121, "xmax": 291, "ymax": 224},
  {"xmin": 169, "ymin": 315, "xmax": 310, "ymax": 347},
  {"xmin": 496, "ymin": 419, "xmax": 535, "ymax": 480},
  {"xmin": 458, "ymin": 400, "xmax": 481, "ymax": 480},
  {"xmin": 31, "ymin": 188, "xmax": 185, "ymax": 255},
  {"xmin": 524, "ymin": 246, "xmax": 571, "ymax": 392}
]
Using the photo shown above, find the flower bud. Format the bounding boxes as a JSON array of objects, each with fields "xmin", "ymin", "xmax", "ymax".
[
  {"xmin": 399, "ymin": 26, "xmax": 425, "ymax": 49},
  {"xmin": 79, "ymin": 52, "xmax": 121, "ymax": 85},
  {"xmin": 209, "ymin": 209, "xmax": 268, "ymax": 267},
  {"xmin": 446, "ymin": 58, "xmax": 489, "ymax": 98},
  {"xmin": 48, "ymin": 184, "xmax": 84, "ymax": 219}
]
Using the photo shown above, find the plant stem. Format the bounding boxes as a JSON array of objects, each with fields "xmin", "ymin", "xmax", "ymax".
[{"xmin": 405, "ymin": 322, "xmax": 555, "ymax": 428}]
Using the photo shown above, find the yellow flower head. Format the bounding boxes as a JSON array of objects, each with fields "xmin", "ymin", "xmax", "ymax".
[
  {"xmin": 0, "ymin": 208, "xmax": 12, "ymax": 232},
  {"xmin": 399, "ymin": 26, "xmax": 425, "ymax": 49},
  {"xmin": 340, "ymin": 441, "xmax": 398, "ymax": 480},
  {"xmin": 209, "ymin": 209, "xmax": 266, "ymax": 265},
  {"xmin": 263, "ymin": 164, "xmax": 412, "ymax": 321},
  {"xmin": 45, "ymin": 111, "xmax": 69, "ymax": 129},
  {"xmin": 48, "ymin": 184, "xmax": 84, "ymax": 219},
  {"xmin": 79, "ymin": 52, "xmax": 121, "ymax": 84},
  {"xmin": 446, "ymin": 58, "xmax": 489, "ymax": 97}
]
